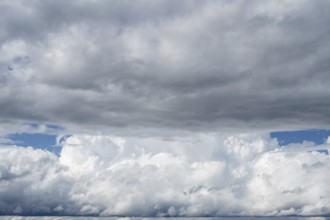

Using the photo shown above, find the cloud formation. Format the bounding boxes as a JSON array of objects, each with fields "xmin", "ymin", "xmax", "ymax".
[
  {"xmin": 1, "ymin": 0, "xmax": 330, "ymax": 134},
  {"xmin": 1, "ymin": 134, "xmax": 330, "ymax": 216},
  {"xmin": 1, "ymin": 217, "xmax": 328, "ymax": 220},
  {"xmin": 2, "ymin": 2, "xmax": 330, "ymax": 217}
]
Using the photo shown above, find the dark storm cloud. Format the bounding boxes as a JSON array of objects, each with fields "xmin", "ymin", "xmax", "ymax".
[{"xmin": 1, "ymin": 0, "xmax": 330, "ymax": 134}]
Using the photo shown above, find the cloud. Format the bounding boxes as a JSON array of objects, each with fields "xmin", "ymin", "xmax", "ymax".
[
  {"xmin": 1, "ymin": 1, "xmax": 330, "ymax": 217},
  {"xmin": 0, "ymin": 217, "xmax": 324, "ymax": 220},
  {"xmin": 1, "ymin": 0, "xmax": 330, "ymax": 134},
  {"xmin": 1, "ymin": 133, "xmax": 330, "ymax": 216},
  {"xmin": 0, "ymin": 146, "xmax": 74, "ymax": 215}
]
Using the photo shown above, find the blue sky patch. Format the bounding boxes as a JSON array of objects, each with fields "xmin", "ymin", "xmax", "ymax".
[
  {"xmin": 315, "ymin": 149, "xmax": 329, "ymax": 155},
  {"xmin": 270, "ymin": 129, "xmax": 330, "ymax": 146},
  {"xmin": 6, "ymin": 133, "xmax": 61, "ymax": 155}
]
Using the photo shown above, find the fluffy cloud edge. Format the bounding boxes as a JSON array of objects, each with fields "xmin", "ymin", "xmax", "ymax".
[{"xmin": 0, "ymin": 133, "xmax": 330, "ymax": 217}]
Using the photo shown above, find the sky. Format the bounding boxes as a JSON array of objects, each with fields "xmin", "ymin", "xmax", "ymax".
[
  {"xmin": 1, "ymin": 0, "xmax": 330, "ymax": 217},
  {"xmin": 0, "ymin": 217, "xmax": 328, "ymax": 220}
]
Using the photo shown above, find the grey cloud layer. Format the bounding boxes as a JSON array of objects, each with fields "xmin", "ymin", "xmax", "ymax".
[{"xmin": 1, "ymin": 0, "xmax": 330, "ymax": 133}]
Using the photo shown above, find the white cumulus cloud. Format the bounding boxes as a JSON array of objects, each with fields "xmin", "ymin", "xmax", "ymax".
[{"xmin": 0, "ymin": 133, "xmax": 330, "ymax": 216}]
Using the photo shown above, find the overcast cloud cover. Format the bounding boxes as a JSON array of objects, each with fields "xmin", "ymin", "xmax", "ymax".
[
  {"xmin": 1, "ymin": 0, "xmax": 330, "ymax": 134},
  {"xmin": 1, "ymin": 0, "xmax": 330, "ymax": 217}
]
